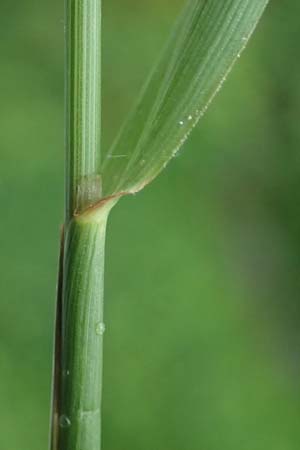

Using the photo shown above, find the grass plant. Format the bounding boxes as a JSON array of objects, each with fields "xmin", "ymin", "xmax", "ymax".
[{"xmin": 51, "ymin": 1, "xmax": 270, "ymax": 449}]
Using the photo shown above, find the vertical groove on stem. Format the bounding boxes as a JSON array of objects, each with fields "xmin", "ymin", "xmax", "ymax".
[{"xmin": 50, "ymin": 228, "xmax": 64, "ymax": 450}]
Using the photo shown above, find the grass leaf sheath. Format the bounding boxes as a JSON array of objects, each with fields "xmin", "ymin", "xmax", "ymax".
[{"xmin": 55, "ymin": 201, "xmax": 116, "ymax": 450}]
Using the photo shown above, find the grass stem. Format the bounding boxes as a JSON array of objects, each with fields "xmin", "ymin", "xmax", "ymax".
[
  {"xmin": 51, "ymin": 1, "xmax": 107, "ymax": 449},
  {"xmin": 65, "ymin": 0, "xmax": 102, "ymax": 219}
]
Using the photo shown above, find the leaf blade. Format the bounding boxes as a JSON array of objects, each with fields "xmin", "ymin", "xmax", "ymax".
[{"xmin": 101, "ymin": 0, "xmax": 269, "ymax": 198}]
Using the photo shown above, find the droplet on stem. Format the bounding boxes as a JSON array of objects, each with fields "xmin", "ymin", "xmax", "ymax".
[
  {"xmin": 59, "ymin": 415, "xmax": 71, "ymax": 428},
  {"xmin": 96, "ymin": 322, "xmax": 106, "ymax": 335}
]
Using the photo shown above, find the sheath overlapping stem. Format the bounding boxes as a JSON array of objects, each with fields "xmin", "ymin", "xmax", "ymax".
[{"xmin": 56, "ymin": 201, "xmax": 116, "ymax": 450}]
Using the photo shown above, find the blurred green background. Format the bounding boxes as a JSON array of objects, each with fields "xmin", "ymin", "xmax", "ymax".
[{"xmin": 1, "ymin": 1, "xmax": 300, "ymax": 448}]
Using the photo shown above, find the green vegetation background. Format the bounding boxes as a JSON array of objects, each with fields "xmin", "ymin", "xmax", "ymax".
[{"xmin": 1, "ymin": 1, "xmax": 300, "ymax": 448}]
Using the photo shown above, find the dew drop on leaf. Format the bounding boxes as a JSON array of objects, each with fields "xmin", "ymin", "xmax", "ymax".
[{"xmin": 59, "ymin": 415, "xmax": 71, "ymax": 428}]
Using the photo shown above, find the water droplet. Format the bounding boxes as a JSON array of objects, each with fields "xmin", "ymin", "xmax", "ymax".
[
  {"xmin": 96, "ymin": 322, "xmax": 106, "ymax": 335},
  {"xmin": 188, "ymin": 115, "xmax": 193, "ymax": 121},
  {"xmin": 62, "ymin": 369, "xmax": 70, "ymax": 377},
  {"xmin": 179, "ymin": 120, "xmax": 184, "ymax": 126},
  {"xmin": 242, "ymin": 36, "xmax": 247, "ymax": 42},
  {"xmin": 59, "ymin": 415, "xmax": 71, "ymax": 428}
]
